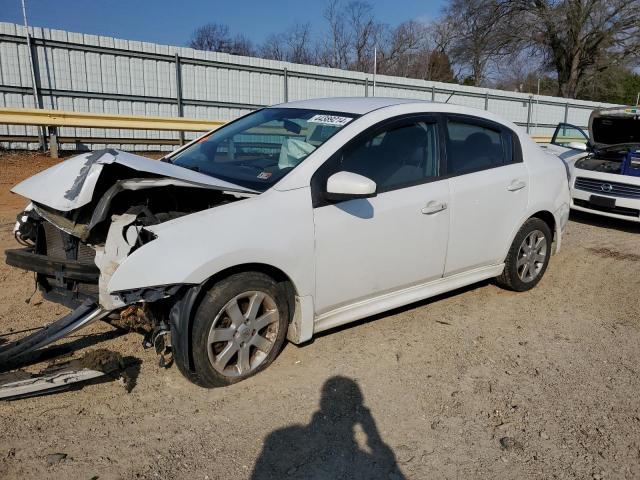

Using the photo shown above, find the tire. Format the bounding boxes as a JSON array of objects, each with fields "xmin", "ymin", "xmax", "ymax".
[
  {"xmin": 187, "ymin": 272, "xmax": 289, "ymax": 388},
  {"xmin": 496, "ymin": 218, "xmax": 552, "ymax": 292}
]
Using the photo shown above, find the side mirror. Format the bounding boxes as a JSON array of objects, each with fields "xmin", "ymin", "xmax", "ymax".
[
  {"xmin": 567, "ymin": 141, "xmax": 588, "ymax": 151},
  {"xmin": 325, "ymin": 171, "xmax": 377, "ymax": 201}
]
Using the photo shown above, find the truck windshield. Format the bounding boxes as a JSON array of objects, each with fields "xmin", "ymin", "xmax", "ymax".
[{"xmin": 169, "ymin": 108, "xmax": 356, "ymax": 191}]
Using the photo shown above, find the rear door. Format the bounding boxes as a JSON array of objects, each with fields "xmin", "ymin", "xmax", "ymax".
[{"xmin": 442, "ymin": 114, "xmax": 529, "ymax": 276}]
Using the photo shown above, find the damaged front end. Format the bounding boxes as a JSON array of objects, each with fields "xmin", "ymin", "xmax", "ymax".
[{"xmin": 4, "ymin": 149, "xmax": 255, "ymax": 367}]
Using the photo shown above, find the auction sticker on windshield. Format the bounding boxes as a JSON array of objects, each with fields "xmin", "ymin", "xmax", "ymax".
[{"xmin": 308, "ymin": 114, "xmax": 353, "ymax": 126}]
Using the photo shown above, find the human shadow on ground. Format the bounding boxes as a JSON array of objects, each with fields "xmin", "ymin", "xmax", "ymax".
[{"xmin": 251, "ymin": 376, "xmax": 406, "ymax": 480}]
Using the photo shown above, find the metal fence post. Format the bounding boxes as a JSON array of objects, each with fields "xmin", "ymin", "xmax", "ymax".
[
  {"xmin": 283, "ymin": 68, "xmax": 288, "ymax": 102},
  {"xmin": 563, "ymin": 103, "xmax": 569, "ymax": 124},
  {"xmin": 21, "ymin": 1, "xmax": 47, "ymax": 153},
  {"xmin": 431, "ymin": 86, "xmax": 435, "ymax": 101},
  {"xmin": 365, "ymin": 78, "xmax": 369, "ymax": 97},
  {"xmin": 174, "ymin": 53, "xmax": 184, "ymax": 146},
  {"xmin": 484, "ymin": 92, "xmax": 489, "ymax": 110},
  {"xmin": 26, "ymin": 34, "xmax": 47, "ymax": 152},
  {"xmin": 48, "ymin": 127, "xmax": 58, "ymax": 158},
  {"xmin": 526, "ymin": 96, "xmax": 533, "ymax": 134}
]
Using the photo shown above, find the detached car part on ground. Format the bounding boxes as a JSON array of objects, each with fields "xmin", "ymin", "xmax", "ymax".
[
  {"xmin": 4, "ymin": 98, "xmax": 570, "ymax": 388},
  {"xmin": 544, "ymin": 106, "xmax": 640, "ymax": 223}
]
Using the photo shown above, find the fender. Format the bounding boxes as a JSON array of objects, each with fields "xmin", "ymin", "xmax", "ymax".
[
  {"xmin": 107, "ymin": 187, "xmax": 316, "ymax": 297},
  {"xmin": 108, "ymin": 187, "xmax": 318, "ymax": 359},
  {"xmin": 501, "ymin": 164, "xmax": 570, "ymax": 260},
  {"xmin": 168, "ymin": 277, "xmax": 315, "ymax": 376}
]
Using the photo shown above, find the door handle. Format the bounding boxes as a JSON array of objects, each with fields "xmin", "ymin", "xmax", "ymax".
[
  {"xmin": 421, "ymin": 201, "xmax": 448, "ymax": 215},
  {"xmin": 507, "ymin": 180, "xmax": 526, "ymax": 192}
]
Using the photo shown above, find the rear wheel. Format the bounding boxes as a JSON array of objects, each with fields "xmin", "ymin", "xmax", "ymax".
[
  {"xmin": 496, "ymin": 218, "xmax": 552, "ymax": 292},
  {"xmin": 188, "ymin": 272, "xmax": 289, "ymax": 388}
]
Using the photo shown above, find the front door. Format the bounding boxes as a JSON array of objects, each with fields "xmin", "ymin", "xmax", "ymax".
[{"xmin": 311, "ymin": 116, "xmax": 450, "ymax": 315}]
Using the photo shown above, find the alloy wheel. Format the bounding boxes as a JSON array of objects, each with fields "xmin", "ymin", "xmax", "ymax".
[
  {"xmin": 206, "ymin": 291, "xmax": 280, "ymax": 377},
  {"xmin": 516, "ymin": 229, "xmax": 547, "ymax": 283}
]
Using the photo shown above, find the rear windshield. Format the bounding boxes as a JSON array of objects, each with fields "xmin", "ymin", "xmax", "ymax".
[{"xmin": 169, "ymin": 108, "xmax": 356, "ymax": 191}]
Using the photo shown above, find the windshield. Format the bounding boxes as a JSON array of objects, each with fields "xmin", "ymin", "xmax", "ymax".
[{"xmin": 169, "ymin": 108, "xmax": 356, "ymax": 191}]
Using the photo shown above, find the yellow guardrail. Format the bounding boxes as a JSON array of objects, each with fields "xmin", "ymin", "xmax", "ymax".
[
  {"xmin": 0, "ymin": 107, "xmax": 224, "ymax": 132},
  {"xmin": 532, "ymin": 136, "xmax": 588, "ymax": 144},
  {"xmin": 0, "ymin": 107, "xmax": 564, "ymax": 140},
  {"xmin": 531, "ymin": 136, "xmax": 552, "ymax": 143},
  {"xmin": 0, "ymin": 107, "xmax": 573, "ymax": 158}
]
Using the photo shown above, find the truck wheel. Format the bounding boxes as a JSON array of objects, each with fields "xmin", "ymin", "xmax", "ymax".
[
  {"xmin": 188, "ymin": 272, "xmax": 289, "ymax": 388},
  {"xmin": 496, "ymin": 218, "xmax": 552, "ymax": 292}
]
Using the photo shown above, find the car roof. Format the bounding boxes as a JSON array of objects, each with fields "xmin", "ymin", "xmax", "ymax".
[{"xmin": 275, "ymin": 96, "xmax": 430, "ymax": 115}]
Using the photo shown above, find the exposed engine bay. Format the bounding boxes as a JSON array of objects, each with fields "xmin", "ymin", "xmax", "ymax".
[
  {"xmin": 575, "ymin": 146, "xmax": 640, "ymax": 177},
  {"xmin": 6, "ymin": 149, "xmax": 253, "ymax": 342},
  {"xmin": 576, "ymin": 107, "xmax": 640, "ymax": 178}
]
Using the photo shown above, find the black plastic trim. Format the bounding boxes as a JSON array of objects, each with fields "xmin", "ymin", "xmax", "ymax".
[
  {"xmin": 169, "ymin": 284, "xmax": 205, "ymax": 374},
  {"xmin": 5, "ymin": 248, "xmax": 99, "ymax": 283}
]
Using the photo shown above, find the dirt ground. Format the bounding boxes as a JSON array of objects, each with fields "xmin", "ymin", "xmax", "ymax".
[{"xmin": 0, "ymin": 150, "xmax": 639, "ymax": 480}]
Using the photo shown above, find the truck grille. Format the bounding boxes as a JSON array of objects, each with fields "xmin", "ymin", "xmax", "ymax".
[{"xmin": 574, "ymin": 177, "xmax": 640, "ymax": 199}]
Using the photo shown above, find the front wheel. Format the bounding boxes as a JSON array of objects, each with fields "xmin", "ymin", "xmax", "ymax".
[
  {"xmin": 496, "ymin": 218, "xmax": 552, "ymax": 292},
  {"xmin": 187, "ymin": 272, "xmax": 289, "ymax": 388}
]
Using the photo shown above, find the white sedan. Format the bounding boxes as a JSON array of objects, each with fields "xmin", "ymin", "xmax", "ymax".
[
  {"xmin": 545, "ymin": 106, "xmax": 640, "ymax": 223},
  {"xmin": 7, "ymin": 98, "xmax": 570, "ymax": 387}
]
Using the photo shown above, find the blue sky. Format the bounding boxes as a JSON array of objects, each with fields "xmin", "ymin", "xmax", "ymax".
[{"xmin": 0, "ymin": 0, "xmax": 446, "ymax": 46}]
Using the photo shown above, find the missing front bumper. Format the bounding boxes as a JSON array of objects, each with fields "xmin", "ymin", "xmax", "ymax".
[
  {"xmin": 5, "ymin": 248, "xmax": 99, "ymax": 283},
  {"xmin": 5, "ymin": 247, "xmax": 100, "ymax": 308}
]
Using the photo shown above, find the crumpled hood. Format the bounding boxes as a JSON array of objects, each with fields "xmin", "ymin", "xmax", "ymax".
[{"xmin": 11, "ymin": 148, "xmax": 253, "ymax": 212}]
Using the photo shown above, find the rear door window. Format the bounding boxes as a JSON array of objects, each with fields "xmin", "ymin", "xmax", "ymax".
[{"xmin": 445, "ymin": 118, "xmax": 516, "ymax": 175}]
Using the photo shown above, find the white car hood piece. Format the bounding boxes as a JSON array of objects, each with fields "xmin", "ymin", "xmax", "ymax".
[{"xmin": 11, "ymin": 149, "xmax": 253, "ymax": 212}]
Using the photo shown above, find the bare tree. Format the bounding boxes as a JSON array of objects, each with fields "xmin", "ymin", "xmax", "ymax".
[
  {"xmin": 377, "ymin": 21, "xmax": 425, "ymax": 76},
  {"xmin": 442, "ymin": 0, "xmax": 513, "ymax": 86},
  {"xmin": 188, "ymin": 0, "xmax": 639, "ymax": 103},
  {"xmin": 429, "ymin": 18, "xmax": 455, "ymax": 54},
  {"xmin": 229, "ymin": 34, "xmax": 254, "ymax": 56},
  {"xmin": 261, "ymin": 33, "xmax": 287, "ymax": 61},
  {"xmin": 345, "ymin": 1, "xmax": 382, "ymax": 71},
  {"xmin": 189, "ymin": 23, "xmax": 254, "ymax": 56},
  {"xmin": 493, "ymin": 50, "xmax": 553, "ymax": 93},
  {"xmin": 285, "ymin": 23, "xmax": 315, "ymax": 64},
  {"xmin": 320, "ymin": 0, "xmax": 351, "ymax": 68},
  {"xmin": 258, "ymin": 24, "xmax": 316, "ymax": 64},
  {"xmin": 189, "ymin": 23, "xmax": 232, "ymax": 52},
  {"xmin": 509, "ymin": 0, "xmax": 640, "ymax": 98}
]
